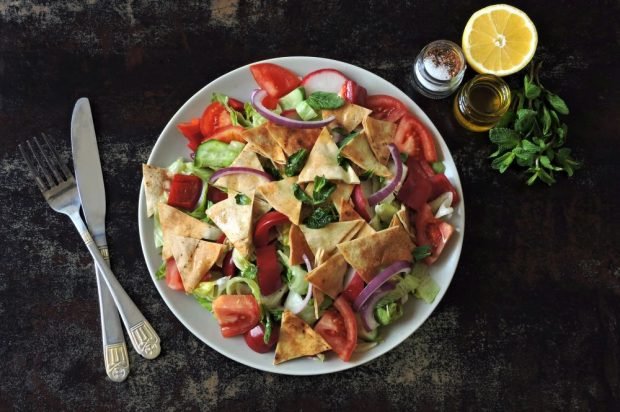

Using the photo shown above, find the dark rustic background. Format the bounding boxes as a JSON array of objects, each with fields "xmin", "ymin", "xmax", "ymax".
[{"xmin": 1, "ymin": 0, "xmax": 619, "ymax": 410}]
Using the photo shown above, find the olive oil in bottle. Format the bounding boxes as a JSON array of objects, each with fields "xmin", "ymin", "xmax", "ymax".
[{"xmin": 453, "ymin": 74, "xmax": 511, "ymax": 132}]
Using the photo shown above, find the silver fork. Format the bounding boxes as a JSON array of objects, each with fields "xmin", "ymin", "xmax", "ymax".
[{"xmin": 19, "ymin": 135, "xmax": 161, "ymax": 362}]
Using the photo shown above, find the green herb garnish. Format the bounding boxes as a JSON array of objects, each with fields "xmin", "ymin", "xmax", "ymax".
[
  {"xmin": 155, "ymin": 260, "xmax": 167, "ymax": 280},
  {"xmin": 235, "ymin": 193, "xmax": 251, "ymax": 205},
  {"xmin": 413, "ymin": 245, "xmax": 432, "ymax": 262},
  {"xmin": 304, "ymin": 205, "xmax": 339, "ymax": 229},
  {"xmin": 489, "ymin": 62, "xmax": 581, "ymax": 185},
  {"xmin": 306, "ymin": 92, "xmax": 345, "ymax": 110},
  {"xmin": 293, "ymin": 175, "xmax": 336, "ymax": 206},
  {"xmin": 284, "ymin": 148, "xmax": 308, "ymax": 177}
]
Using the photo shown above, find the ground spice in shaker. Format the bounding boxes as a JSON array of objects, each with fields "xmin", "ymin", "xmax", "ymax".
[{"xmin": 412, "ymin": 40, "xmax": 466, "ymax": 99}]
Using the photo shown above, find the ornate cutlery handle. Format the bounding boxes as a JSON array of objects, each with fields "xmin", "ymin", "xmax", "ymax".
[
  {"xmin": 69, "ymin": 212, "xmax": 161, "ymax": 360},
  {"xmin": 97, "ymin": 247, "xmax": 130, "ymax": 382}
]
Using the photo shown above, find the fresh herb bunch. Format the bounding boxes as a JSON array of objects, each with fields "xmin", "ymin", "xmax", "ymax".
[{"xmin": 489, "ymin": 62, "xmax": 581, "ymax": 185}]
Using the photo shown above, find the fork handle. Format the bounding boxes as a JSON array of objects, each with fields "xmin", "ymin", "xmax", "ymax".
[
  {"xmin": 96, "ymin": 250, "xmax": 130, "ymax": 382},
  {"xmin": 69, "ymin": 212, "xmax": 161, "ymax": 360}
]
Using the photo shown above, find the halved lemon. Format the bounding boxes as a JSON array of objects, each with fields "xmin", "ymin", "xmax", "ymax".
[{"xmin": 462, "ymin": 4, "xmax": 537, "ymax": 76}]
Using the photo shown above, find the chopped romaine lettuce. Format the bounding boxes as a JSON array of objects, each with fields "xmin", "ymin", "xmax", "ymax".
[
  {"xmin": 375, "ymin": 301, "xmax": 403, "ymax": 325},
  {"xmin": 374, "ymin": 201, "xmax": 399, "ymax": 224},
  {"xmin": 232, "ymin": 249, "xmax": 258, "ymax": 280},
  {"xmin": 261, "ymin": 284, "xmax": 289, "ymax": 309},
  {"xmin": 155, "ymin": 260, "xmax": 166, "ymax": 280},
  {"xmin": 277, "ymin": 250, "xmax": 308, "ymax": 295},
  {"xmin": 225, "ymin": 276, "xmax": 262, "ymax": 304},
  {"xmin": 153, "ymin": 212, "xmax": 164, "ymax": 248},
  {"xmin": 244, "ymin": 102, "xmax": 267, "ymax": 127},
  {"xmin": 212, "ymin": 93, "xmax": 251, "ymax": 128},
  {"xmin": 409, "ymin": 263, "xmax": 440, "ymax": 303},
  {"xmin": 193, "ymin": 277, "xmax": 229, "ymax": 311}
]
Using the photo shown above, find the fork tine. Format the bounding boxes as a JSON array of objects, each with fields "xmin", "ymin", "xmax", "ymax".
[
  {"xmin": 41, "ymin": 133, "xmax": 73, "ymax": 180},
  {"xmin": 34, "ymin": 135, "xmax": 64, "ymax": 183},
  {"xmin": 19, "ymin": 143, "xmax": 49, "ymax": 192},
  {"xmin": 26, "ymin": 139, "xmax": 55, "ymax": 188}
]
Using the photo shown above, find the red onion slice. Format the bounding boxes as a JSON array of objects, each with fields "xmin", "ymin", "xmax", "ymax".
[
  {"xmin": 251, "ymin": 89, "xmax": 335, "ymax": 129},
  {"xmin": 367, "ymin": 144, "xmax": 403, "ymax": 207},
  {"xmin": 353, "ymin": 260, "xmax": 411, "ymax": 311},
  {"xmin": 209, "ymin": 166, "xmax": 273, "ymax": 183},
  {"xmin": 359, "ymin": 282, "xmax": 396, "ymax": 331},
  {"xmin": 302, "ymin": 253, "xmax": 313, "ymax": 272}
]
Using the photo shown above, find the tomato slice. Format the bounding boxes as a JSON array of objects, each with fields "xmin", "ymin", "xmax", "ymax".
[
  {"xmin": 262, "ymin": 95, "xmax": 280, "ymax": 110},
  {"xmin": 250, "ymin": 63, "xmax": 300, "ymax": 98},
  {"xmin": 212, "ymin": 294, "xmax": 260, "ymax": 337},
  {"xmin": 200, "ymin": 102, "xmax": 232, "ymax": 137},
  {"xmin": 203, "ymin": 125, "xmax": 245, "ymax": 144},
  {"xmin": 365, "ymin": 95, "xmax": 407, "ymax": 122},
  {"xmin": 177, "ymin": 118, "xmax": 203, "ymax": 151},
  {"xmin": 340, "ymin": 79, "xmax": 367, "ymax": 106},
  {"xmin": 222, "ymin": 250, "xmax": 236, "ymax": 277},
  {"xmin": 207, "ymin": 185, "xmax": 227, "ymax": 204},
  {"xmin": 244, "ymin": 323, "xmax": 279, "ymax": 353},
  {"xmin": 396, "ymin": 158, "xmax": 433, "ymax": 211},
  {"xmin": 256, "ymin": 243, "xmax": 283, "ymax": 296},
  {"xmin": 352, "ymin": 185, "xmax": 371, "ymax": 222},
  {"xmin": 415, "ymin": 203, "xmax": 455, "ymax": 265},
  {"xmin": 165, "ymin": 258, "xmax": 184, "ymax": 291},
  {"xmin": 394, "ymin": 114, "xmax": 437, "ymax": 162},
  {"xmin": 429, "ymin": 173, "xmax": 460, "ymax": 205},
  {"xmin": 228, "ymin": 97, "xmax": 244, "ymax": 112},
  {"xmin": 167, "ymin": 174, "xmax": 202, "ymax": 210},
  {"xmin": 253, "ymin": 211, "xmax": 290, "ymax": 247},
  {"xmin": 315, "ymin": 296, "xmax": 357, "ymax": 361},
  {"xmin": 342, "ymin": 273, "xmax": 365, "ymax": 303}
]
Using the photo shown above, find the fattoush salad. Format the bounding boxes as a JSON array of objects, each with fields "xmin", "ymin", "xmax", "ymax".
[{"xmin": 142, "ymin": 63, "xmax": 459, "ymax": 364}]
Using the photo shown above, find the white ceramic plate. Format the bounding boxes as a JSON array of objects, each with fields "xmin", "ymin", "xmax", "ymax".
[{"xmin": 138, "ymin": 56, "xmax": 465, "ymax": 375}]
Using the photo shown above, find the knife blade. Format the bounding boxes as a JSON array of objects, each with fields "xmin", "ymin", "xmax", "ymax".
[{"xmin": 71, "ymin": 98, "xmax": 130, "ymax": 382}]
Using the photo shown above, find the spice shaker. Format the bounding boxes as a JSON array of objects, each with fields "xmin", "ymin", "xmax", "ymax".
[{"xmin": 411, "ymin": 40, "xmax": 466, "ymax": 99}]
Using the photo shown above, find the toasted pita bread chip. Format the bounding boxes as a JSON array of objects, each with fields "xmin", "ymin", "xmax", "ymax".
[
  {"xmin": 266, "ymin": 123, "xmax": 322, "ymax": 156},
  {"xmin": 274, "ymin": 310, "xmax": 331, "ymax": 364},
  {"xmin": 206, "ymin": 194, "xmax": 254, "ymax": 257},
  {"xmin": 256, "ymin": 176, "xmax": 302, "ymax": 225},
  {"xmin": 158, "ymin": 203, "xmax": 222, "ymax": 259},
  {"xmin": 337, "ymin": 225, "xmax": 414, "ymax": 283},
  {"xmin": 362, "ymin": 116, "xmax": 396, "ymax": 165},
  {"xmin": 306, "ymin": 253, "xmax": 348, "ymax": 299},
  {"xmin": 169, "ymin": 234, "xmax": 225, "ymax": 293},
  {"xmin": 340, "ymin": 132, "xmax": 392, "ymax": 178},
  {"xmin": 252, "ymin": 195, "xmax": 272, "ymax": 223},
  {"xmin": 313, "ymin": 288, "xmax": 325, "ymax": 319},
  {"xmin": 339, "ymin": 199, "xmax": 376, "ymax": 239},
  {"xmin": 297, "ymin": 128, "xmax": 360, "ymax": 184},
  {"xmin": 143, "ymin": 164, "xmax": 171, "ymax": 217},
  {"xmin": 214, "ymin": 145, "xmax": 267, "ymax": 194},
  {"xmin": 390, "ymin": 205, "xmax": 415, "ymax": 242},
  {"xmin": 322, "ymin": 103, "xmax": 372, "ymax": 133},
  {"xmin": 289, "ymin": 224, "xmax": 313, "ymax": 266},
  {"xmin": 300, "ymin": 220, "xmax": 364, "ymax": 259},
  {"xmin": 242, "ymin": 123, "xmax": 287, "ymax": 164}
]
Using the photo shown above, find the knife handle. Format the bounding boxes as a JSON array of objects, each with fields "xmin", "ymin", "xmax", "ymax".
[
  {"xmin": 97, "ymin": 247, "xmax": 130, "ymax": 382},
  {"xmin": 69, "ymin": 212, "xmax": 161, "ymax": 360}
]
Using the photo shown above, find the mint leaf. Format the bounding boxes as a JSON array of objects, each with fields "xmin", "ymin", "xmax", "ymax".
[
  {"xmin": 491, "ymin": 152, "xmax": 515, "ymax": 173},
  {"xmin": 413, "ymin": 245, "xmax": 432, "ymax": 261},
  {"xmin": 524, "ymin": 75, "xmax": 541, "ymax": 99},
  {"xmin": 284, "ymin": 149, "xmax": 308, "ymax": 177},
  {"xmin": 546, "ymin": 93, "xmax": 569, "ymax": 115},
  {"xmin": 489, "ymin": 128, "xmax": 520, "ymax": 148},
  {"xmin": 235, "ymin": 193, "xmax": 251, "ymax": 205},
  {"xmin": 304, "ymin": 205, "xmax": 338, "ymax": 229},
  {"xmin": 293, "ymin": 184, "xmax": 314, "ymax": 205},
  {"xmin": 312, "ymin": 176, "xmax": 336, "ymax": 204},
  {"xmin": 306, "ymin": 92, "xmax": 345, "ymax": 110},
  {"xmin": 515, "ymin": 109, "xmax": 537, "ymax": 134}
]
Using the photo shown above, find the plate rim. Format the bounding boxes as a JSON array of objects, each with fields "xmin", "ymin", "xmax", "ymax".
[{"xmin": 138, "ymin": 55, "xmax": 465, "ymax": 375}]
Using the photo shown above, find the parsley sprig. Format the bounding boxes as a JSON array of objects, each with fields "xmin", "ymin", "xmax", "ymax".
[{"xmin": 489, "ymin": 62, "xmax": 581, "ymax": 186}]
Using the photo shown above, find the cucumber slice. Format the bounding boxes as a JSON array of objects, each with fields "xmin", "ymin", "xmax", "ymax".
[
  {"xmin": 295, "ymin": 100, "xmax": 318, "ymax": 121},
  {"xmin": 194, "ymin": 140, "xmax": 244, "ymax": 169},
  {"xmin": 278, "ymin": 87, "xmax": 306, "ymax": 110}
]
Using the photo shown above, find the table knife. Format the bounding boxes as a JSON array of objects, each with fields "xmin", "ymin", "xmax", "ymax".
[{"xmin": 71, "ymin": 98, "xmax": 160, "ymax": 378}]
